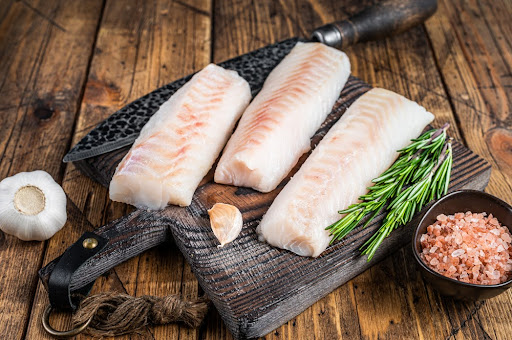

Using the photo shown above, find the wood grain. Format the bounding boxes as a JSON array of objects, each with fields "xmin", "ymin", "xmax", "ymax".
[
  {"xmin": 0, "ymin": 0, "xmax": 103, "ymax": 338},
  {"xmin": 0, "ymin": 0, "xmax": 509, "ymax": 339},
  {"xmin": 423, "ymin": 0, "xmax": 512, "ymax": 338},
  {"xmin": 42, "ymin": 76, "xmax": 490, "ymax": 339},
  {"xmin": 213, "ymin": 0, "xmax": 467, "ymax": 339},
  {"xmin": 24, "ymin": 0, "xmax": 212, "ymax": 339}
]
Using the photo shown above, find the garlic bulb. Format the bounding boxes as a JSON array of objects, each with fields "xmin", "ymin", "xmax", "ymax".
[
  {"xmin": 207, "ymin": 203, "xmax": 243, "ymax": 247},
  {"xmin": 0, "ymin": 170, "xmax": 67, "ymax": 241}
]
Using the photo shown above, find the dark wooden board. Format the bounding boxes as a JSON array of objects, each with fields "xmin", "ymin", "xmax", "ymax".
[{"xmin": 42, "ymin": 76, "xmax": 491, "ymax": 339}]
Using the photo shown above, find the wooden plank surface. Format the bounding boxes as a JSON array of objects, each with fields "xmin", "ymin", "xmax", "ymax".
[
  {"xmin": 0, "ymin": 0, "xmax": 510, "ymax": 339},
  {"xmin": 209, "ymin": 0, "xmax": 505, "ymax": 338},
  {"xmin": 35, "ymin": 64, "xmax": 491, "ymax": 338},
  {"xmin": 423, "ymin": 1, "xmax": 512, "ymax": 338},
  {"xmin": 24, "ymin": 0, "xmax": 211, "ymax": 339},
  {"xmin": 0, "ymin": 0, "xmax": 103, "ymax": 338}
]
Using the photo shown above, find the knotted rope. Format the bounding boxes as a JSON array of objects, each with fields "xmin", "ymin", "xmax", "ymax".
[{"xmin": 72, "ymin": 292, "xmax": 209, "ymax": 337}]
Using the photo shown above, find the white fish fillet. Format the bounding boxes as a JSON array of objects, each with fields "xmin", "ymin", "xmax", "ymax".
[
  {"xmin": 257, "ymin": 88, "xmax": 435, "ymax": 257},
  {"xmin": 214, "ymin": 42, "xmax": 351, "ymax": 193},
  {"xmin": 110, "ymin": 64, "xmax": 251, "ymax": 209}
]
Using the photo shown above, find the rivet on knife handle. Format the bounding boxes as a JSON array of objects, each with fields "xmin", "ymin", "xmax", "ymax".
[{"xmin": 311, "ymin": 0, "xmax": 438, "ymax": 48}]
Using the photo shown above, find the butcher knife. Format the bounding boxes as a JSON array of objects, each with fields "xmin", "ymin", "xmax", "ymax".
[
  {"xmin": 41, "ymin": 0, "xmax": 440, "ymax": 338},
  {"xmin": 64, "ymin": 0, "xmax": 438, "ymax": 163}
]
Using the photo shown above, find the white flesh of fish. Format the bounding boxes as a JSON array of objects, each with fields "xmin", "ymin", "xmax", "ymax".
[
  {"xmin": 214, "ymin": 42, "xmax": 351, "ymax": 193},
  {"xmin": 257, "ymin": 88, "xmax": 435, "ymax": 257},
  {"xmin": 110, "ymin": 64, "xmax": 251, "ymax": 209}
]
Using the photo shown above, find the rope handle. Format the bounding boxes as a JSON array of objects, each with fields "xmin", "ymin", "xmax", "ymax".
[{"xmin": 42, "ymin": 292, "xmax": 209, "ymax": 338}]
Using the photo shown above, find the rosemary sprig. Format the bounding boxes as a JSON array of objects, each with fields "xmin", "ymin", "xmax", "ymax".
[
  {"xmin": 361, "ymin": 140, "xmax": 452, "ymax": 259},
  {"xmin": 326, "ymin": 123, "xmax": 453, "ymax": 260}
]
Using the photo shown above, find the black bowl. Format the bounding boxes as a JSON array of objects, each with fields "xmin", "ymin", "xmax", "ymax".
[{"xmin": 412, "ymin": 190, "xmax": 512, "ymax": 300}]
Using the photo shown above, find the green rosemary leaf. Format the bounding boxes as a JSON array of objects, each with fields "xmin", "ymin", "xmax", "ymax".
[
  {"xmin": 361, "ymin": 203, "xmax": 386, "ymax": 229},
  {"xmin": 326, "ymin": 123, "xmax": 453, "ymax": 261}
]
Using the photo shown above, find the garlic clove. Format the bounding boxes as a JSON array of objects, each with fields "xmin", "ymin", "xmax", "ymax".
[
  {"xmin": 207, "ymin": 203, "xmax": 243, "ymax": 247},
  {"xmin": 0, "ymin": 170, "xmax": 67, "ymax": 241}
]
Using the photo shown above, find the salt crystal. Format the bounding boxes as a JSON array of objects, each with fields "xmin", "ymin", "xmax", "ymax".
[
  {"xmin": 420, "ymin": 211, "xmax": 512, "ymax": 285},
  {"xmin": 437, "ymin": 214, "xmax": 448, "ymax": 222},
  {"xmin": 452, "ymin": 249, "xmax": 465, "ymax": 257}
]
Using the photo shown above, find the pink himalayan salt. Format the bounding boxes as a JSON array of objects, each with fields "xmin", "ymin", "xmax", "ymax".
[{"xmin": 420, "ymin": 211, "xmax": 512, "ymax": 285}]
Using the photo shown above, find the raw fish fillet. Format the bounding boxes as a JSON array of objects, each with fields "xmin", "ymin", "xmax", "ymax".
[
  {"xmin": 257, "ymin": 88, "xmax": 435, "ymax": 257},
  {"xmin": 110, "ymin": 64, "xmax": 251, "ymax": 209},
  {"xmin": 214, "ymin": 42, "xmax": 351, "ymax": 193}
]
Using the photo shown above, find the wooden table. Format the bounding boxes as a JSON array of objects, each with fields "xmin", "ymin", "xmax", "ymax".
[{"xmin": 1, "ymin": 0, "xmax": 511, "ymax": 339}]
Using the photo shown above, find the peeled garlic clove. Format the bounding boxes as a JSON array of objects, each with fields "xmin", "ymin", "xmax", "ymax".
[
  {"xmin": 0, "ymin": 170, "xmax": 67, "ymax": 241},
  {"xmin": 207, "ymin": 203, "xmax": 243, "ymax": 247}
]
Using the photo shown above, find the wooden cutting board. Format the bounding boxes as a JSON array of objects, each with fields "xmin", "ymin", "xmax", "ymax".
[{"xmin": 41, "ymin": 76, "xmax": 491, "ymax": 339}]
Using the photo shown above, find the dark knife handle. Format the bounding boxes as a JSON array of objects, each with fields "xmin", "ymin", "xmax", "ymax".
[
  {"xmin": 311, "ymin": 0, "xmax": 437, "ymax": 48},
  {"xmin": 39, "ymin": 208, "xmax": 172, "ymax": 308}
]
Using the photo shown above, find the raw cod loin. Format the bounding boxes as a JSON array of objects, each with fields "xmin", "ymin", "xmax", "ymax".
[
  {"xmin": 214, "ymin": 42, "xmax": 351, "ymax": 193},
  {"xmin": 257, "ymin": 88, "xmax": 435, "ymax": 257},
  {"xmin": 110, "ymin": 64, "xmax": 251, "ymax": 209}
]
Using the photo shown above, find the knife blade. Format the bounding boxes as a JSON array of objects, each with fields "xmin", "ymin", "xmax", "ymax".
[
  {"xmin": 64, "ymin": 0, "xmax": 437, "ymax": 163},
  {"xmin": 64, "ymin": 38, "xmax": 300, "ymax": 162}
]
